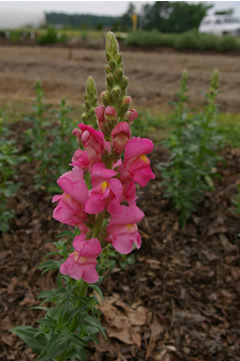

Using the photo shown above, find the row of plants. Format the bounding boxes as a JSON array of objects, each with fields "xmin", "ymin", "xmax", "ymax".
[
  {"xmin": 1, "ymin": 73, "xmax": 240, "ymax": 233},
  {"xmin": 0, "ymin": 28, "xmax": 68, "ymax": 45},
  {"xmin": 2, "ymin": 27, "xmax": 240, "ymax": 53},
  {"xmin": 125, "ymin": 30, "xmax": 240, "ymax": 53}
]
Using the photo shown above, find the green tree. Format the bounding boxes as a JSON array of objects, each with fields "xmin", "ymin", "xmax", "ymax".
[{"xmin": 142, "ymin": 1, "xmax": 212, "ymax": 33}]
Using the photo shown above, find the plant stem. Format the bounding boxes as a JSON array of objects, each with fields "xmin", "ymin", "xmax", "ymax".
[{"xmin": 92, "ymin": 211, "xmax": 105, "ymax": 238}]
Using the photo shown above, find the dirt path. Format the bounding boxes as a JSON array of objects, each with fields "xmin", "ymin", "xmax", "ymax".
[{"xmin": 0, "ymin": 46, "xmax": 240, "ymax": 112}]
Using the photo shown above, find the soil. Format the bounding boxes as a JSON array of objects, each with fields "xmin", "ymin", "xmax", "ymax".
[
  {"xmin": 0, "ymin": 46, "xmax": 240, "ymax": 113},
  {"xmin": 0, "ymin": 120, "xmax": 240, "ymax": 361}
]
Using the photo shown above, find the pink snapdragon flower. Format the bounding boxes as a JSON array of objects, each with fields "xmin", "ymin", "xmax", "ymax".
[
  {"xmin": 107, "ymin": 203, "xmax": 144, "ymax": 254},
  {"xmin": 85, "ymin": 162, "xmax": 123, "ymax": 214},
  {"xmin": 123, "ymin": 137, "xmax": 155, "ymax": 187},
  {"xmin": 111, "ymin": 122, "xmax": 131, "ymax": 153},
  {"xmin": 60, "ymin": 235, "xmax": 102, "ymax": 283},
  {"xmin": 70, "ymin": 149, "xmax": 90, "ymax": 170},
  {"xmin": 77, "ymin": 124, "xmax": 110, "ymax": 163},
  {"xmin": 52, "ymin": 167, "xmax": 89, "ymax": 233}
]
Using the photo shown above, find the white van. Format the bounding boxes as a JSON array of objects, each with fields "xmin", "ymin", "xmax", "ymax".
[{"xmin": 199, "ymin": 14, "xmax": 240, "ymax": 36}]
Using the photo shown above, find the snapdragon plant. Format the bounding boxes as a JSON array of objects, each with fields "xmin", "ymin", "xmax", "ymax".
[
  {"xmin": 12, "ymin": 32, "xmax": 155, "ymax": 361},
  {"xmin": 160, "ymin": 69, "xmax": 223, "ymax": 228}
]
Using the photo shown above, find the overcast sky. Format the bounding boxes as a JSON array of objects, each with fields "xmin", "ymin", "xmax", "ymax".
[{"xmin": 0, "ymin": 1, "xmax": 240, "ymax": 16}]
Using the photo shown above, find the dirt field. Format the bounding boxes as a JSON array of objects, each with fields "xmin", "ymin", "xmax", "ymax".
[{"xmin": 0, "ymin": 46, "xmax": 240, "ymax": 112}]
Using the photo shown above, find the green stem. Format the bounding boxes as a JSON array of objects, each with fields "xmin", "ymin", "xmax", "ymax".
[{"xmin": 92, "ymin": 211, "xmax": 105, "ymax": 238}]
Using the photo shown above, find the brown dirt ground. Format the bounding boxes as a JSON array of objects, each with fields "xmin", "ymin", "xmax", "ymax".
[
  {"xmin": 0, "ymin": 121, "xmax": 240, "ymax": 361},
  {"xmin": 0, "ymin": 46, "xmax": 240, "ymax": 112}
]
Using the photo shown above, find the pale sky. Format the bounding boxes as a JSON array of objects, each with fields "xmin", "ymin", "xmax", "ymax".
[{"xmin": 0, "ymin": 1, "xmax": 240, "ymax": 16}]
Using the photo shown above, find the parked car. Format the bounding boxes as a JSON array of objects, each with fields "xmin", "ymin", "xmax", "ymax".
[{"xmin": 199, "ymin": 14, "xmax": 240, "ymax": 36}]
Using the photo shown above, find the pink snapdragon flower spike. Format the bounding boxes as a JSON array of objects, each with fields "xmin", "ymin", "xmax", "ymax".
[
  {"xmin": 85, "ymin": 162, "xmax": 123, "ymax": 214},
  {"xmin": 60, "ymin": 235, "xmax": 102, "ymax": 283},
  {"xmin": 52, "ymin": 167, "xmax": 89, "ymax": 233},
  {"xmin": 107, "ymin": 203, "xmax": 144, "ymax": 254},
  {"xmin": 123, "ymin": 137, "xmax": 155, "ymax": 187},
  {"xmin": 111, "ymin": 122, "xmax": 131, "ymax": 153}
]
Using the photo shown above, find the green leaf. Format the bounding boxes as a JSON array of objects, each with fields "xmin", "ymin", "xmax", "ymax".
[
  {"xmin": 85, "ymin": 315, "xmax": 106, "ymax": 339},
  {"xmin": 11, "ymin": 326, "xmax": 46, "ymax": 354},
  {"xmin": 88, "ymin": 284, "xmax": 104, "ymax": 301}
]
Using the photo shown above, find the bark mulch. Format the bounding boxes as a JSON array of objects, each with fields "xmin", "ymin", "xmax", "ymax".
[{"xmin": 0, "ymin": 124, "xmax": 240, "ymax": 361}]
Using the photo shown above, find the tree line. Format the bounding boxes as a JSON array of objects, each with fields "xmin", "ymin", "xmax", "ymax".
[{"xmin": 46, "ymin": 1, "xmax": 212, "ymax": 33}]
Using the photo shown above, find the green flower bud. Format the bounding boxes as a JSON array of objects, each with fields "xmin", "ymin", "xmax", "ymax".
[
  {"xmin": 114, "ymin": 68, "xmax": 123, "ymax": 82},
  {"xmin": 106, "ymin": 73, "xmax": 115, "ymax": 87},
  {"xmin": 111, "ymin": 86, "xmax": 121, "ymax": 101},
  {"xmin": 109, "ymin": 59, "xmax": 117, "ymax": 71},
  {"xmin": 120, "ymin": 76, "xmax": 128, "ymax": 90}
]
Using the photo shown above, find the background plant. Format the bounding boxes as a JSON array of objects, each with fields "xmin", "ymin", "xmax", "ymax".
[
  {"xmin": 159, "ymin": 69, "xmax": 223, "ymax": 228},
  {"xmin": 0, "ymin": 120, "xmax": 25, "ymax": 232}
]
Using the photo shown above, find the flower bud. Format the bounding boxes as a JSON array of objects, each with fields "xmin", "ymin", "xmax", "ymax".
[
  {"xmin": 72, "ymin": 128, "xmax": 81, "ymax": 139},
  {"xmin": 109, "ymin": 59, "xmax": 117, "ymax": 71},
  {"xmin": 95, "ymin": 105, "xmax": 105, "ymax": 122},
  {"xmin": 100, "ymin": 90, "xmax": 112, "ymax": 106},
  {"xmin": 120, "ymin": 76, "xmax": 128, "ymax": 90},
  {"xmin": 125, "ymin": 108, "xmax": 138, "ymax": 125},
  {"xmin": 106, "ymin": 74, "xmax": 115, "ymax": 87},
  {"xmin": 111, "ymin": 85, "xmax": 121, "ymax": 101},
  {"xmin": 123, "ymin": 96, "xmax": 132, "ymax": 105},
  {"xmin": 104, "ymin": 106, "xmax": 117, "ymax": 122},
  {"xmin": 114, "ymin": 68, "xmax": 123, "ymax": 82},
  {"xmin": 111, "ymin": 122, "xmax": 131, "ymax": 153}
]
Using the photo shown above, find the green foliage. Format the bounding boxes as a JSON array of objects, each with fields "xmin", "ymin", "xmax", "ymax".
[
  {"xmin": 159, "ymin": 69, "xmax": 223, "ymax": 228},
  {"xmin": 9, "ymin": 29, "xmax": 23, "ymax": 43},
  {"xmin": 142, "ymin": 1, "xmax": 211, "ymax": 33},
  {"xmin": 37, "ymin": 27, "xmax": 67, "ymax": 45},
  {"xmin": 131, "ymin": 109, "xmax": 167, "ymax": 139},
  {"xmin": 125, "ymin": 30, "xmax": 240, "ymax": 53},
  {"xmin": 25, "ymin": 81, "xmax": 78, "ymax": 191},
  {"xmin": 0, "ymin": 122, "xmax": 25, "ymax": 232}
]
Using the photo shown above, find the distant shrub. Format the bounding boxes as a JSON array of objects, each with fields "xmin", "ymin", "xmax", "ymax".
[
  {"xmin": 10, "ymin": 30, "xmax": 23, "ymax": 43},
  {"xmin": 96, "ymin": 23, "xmax": 103, "ymax": 31},
  {"xmin": 125, "ymin": 30, "xmax": 240, "ymax": 53},
  {"xmin": 216, "ymin": 35, "xmax": 239, "ymax": 52},
  {"xmin": 125, "ymin": 30, "xmax": 175, "ymax": 48},
  {"xmin": 0, "ymin": 30, "xmax": 6, "ymax": 38},
  {"xmin": 174, "ymin": 31, "xmax": 199, "ymax": 50},
  {"xmin": 37, "ymin": 28, "xmax": 58, "ymax": 45}
]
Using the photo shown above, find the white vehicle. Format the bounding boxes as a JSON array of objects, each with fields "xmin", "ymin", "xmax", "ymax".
[{"xmin": 199, "ymin": 14, "xmax": 240, "ymax": 36}]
